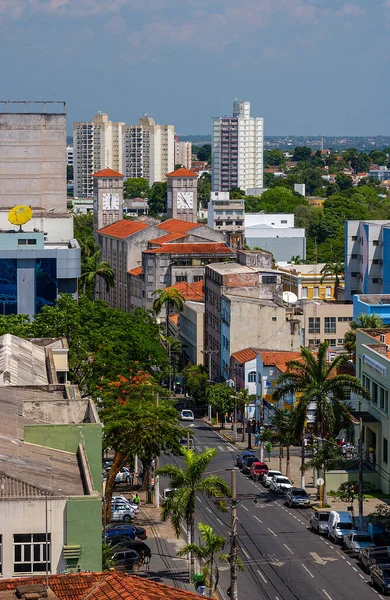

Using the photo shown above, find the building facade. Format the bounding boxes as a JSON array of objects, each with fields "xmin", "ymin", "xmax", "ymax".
[
  {"xmin": 167, "ymin": 167, "xmax": 198, "ymax": 222},
  {"xmin": 244, "ymin": 213, "xmax": 306, "ymax": 261},
  {"xmin": 278, "ymin": 263, "xmax": 344, "ymax": 301},
  {"xmin": 207, "ymin": 192, "xmax": 245, "ymax": 234},
  {"xmin": 294, "ymin": 300, "xmax": 353, "ymax": 349},
  {"xmin": 212, "ymin": 100, "xmax": 264, "ymax": 193},
  {"xmin": 353, "ymin": 294, "xmax": 390, "ymax": 325},
  {"xmin": 175, "ymin": 138, "xmax": 192, "ymax": 170}
]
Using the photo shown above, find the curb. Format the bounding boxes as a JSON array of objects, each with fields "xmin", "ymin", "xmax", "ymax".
[{"xmin": 205, "ymin": 420, "xmax": 240, "ymax": 447}]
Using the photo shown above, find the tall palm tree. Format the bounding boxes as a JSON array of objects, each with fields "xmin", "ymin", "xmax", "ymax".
[
  {"xmin": 157, "ymin": 448, "xmax": 230, "ymax": 578},
  {"xmin": 320, "ymin": 261, "xmax": 345, "ymax": 290},
  {"xmin": 153, "ymin": 287, "xmax": 185, "ymax": 337},
  {"xmin": 78, "ymin": 234, "xmax": 98, "ymax": 259},
  {"xmin": 80, "ymin": 250, "xmax": 115, "ymax": 300},
  {"xmin": 177, "ymin": 522, "xmax": 228, "ymax": 592},
  {"xmin": 271, "ymin": 407, "xmax": 300, "ymax": 480},
  {"xmin": 344, "ymin": 313, "xmax": 385, "ymax": 357}
]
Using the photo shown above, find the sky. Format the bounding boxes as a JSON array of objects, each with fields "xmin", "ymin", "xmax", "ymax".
[{"xmin": 0, "ymin": 0, "xmax": 389, "ymax": 136}]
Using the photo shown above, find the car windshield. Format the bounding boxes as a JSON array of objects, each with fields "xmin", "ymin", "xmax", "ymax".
[
  {"xmin": 182, "ymin": 411, "xmax": 192, "ymax": 417},
  {"xmin": 276, "ymin": 477, "xmax": 290, "ymax": 483},
  {"xmin": 339, "ymin": 522, "xmax": 353, "ymax": 530},
  {"xmin": 246, "ymin": 457, "xmax": 259, "ymax": 465},
  {"xmin": 354, "ymin": 534, "xmax": 372, "ymax": 542},
  {"xmin": 292, "ymin": 490, "xmax": 308, "ymax": 496},
  {"xmin": 319, "ymin": 513, "xmax": 329, "ymax": 521},
  {"xmin": 382, "ymin": 569, "xmax": 390, "ymax": 578}
]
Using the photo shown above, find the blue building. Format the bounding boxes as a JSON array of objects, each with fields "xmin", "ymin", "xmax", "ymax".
[{"xmin": 353, "ymin": 295, "xmax": 390, "ymax": 326}]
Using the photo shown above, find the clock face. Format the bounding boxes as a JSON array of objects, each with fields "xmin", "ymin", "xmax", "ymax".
[
  {"xmin": 102, "ymin": 193, "xmax": 111, "ymax": 211},
  {"xmin": 177, "ymin": 191, "xmax": 194, "ymax": 209},
  {"xmin": 111, "ymin": 193, "xmax": 119, "ymax": 210}
]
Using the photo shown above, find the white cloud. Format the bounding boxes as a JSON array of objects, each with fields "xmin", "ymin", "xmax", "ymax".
[{"xmin": 336, "ymin": 3, "xmax": 364, "ymax": 16}]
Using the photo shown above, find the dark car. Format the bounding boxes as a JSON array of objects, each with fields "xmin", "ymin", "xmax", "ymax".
[
  {"xmin": 236, "ymin": 451, "xmax": 255, "ymax": 469},
  {"xmin": 371, "ymin": 563, "xmax": 390, "ymax": 595},
  {"xmin": 359, "ymin": 547, "xmax": 390, "ymax": 573},
  {"xmin": 285, "ymin": 488, "xmax": 311, "ymax": 508},
  {"xmin": 111, "ymin": 547, "xmax": 143, "ymax": 572},
  {"xmin": 242, "ymin": 456, "xmax": 261, "ymax": 475},
  {"xmin": 105, "ymin": 524, "xmax": 147, "ymax": 542},
  {"xmin": 109, "ymin": 540, "xmax": 151, "ymax": 563}
]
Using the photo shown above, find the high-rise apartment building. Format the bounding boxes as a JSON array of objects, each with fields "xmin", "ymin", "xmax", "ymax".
[
  {"xmin": 174, "ymin": 137, "xmax": 192, "ymax": 169},
  {"xmin": 212, "ymin": 100, "xmax": 264, "ymax": 193},
  {"xmin": 73, "ymin": 112, "xmax": 124, "ymax": 198}
]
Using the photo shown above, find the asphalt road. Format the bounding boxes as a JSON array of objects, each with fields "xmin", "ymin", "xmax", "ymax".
[{"xmin": 160, "ymin": 420, "xmax": 385, "ymax": 600}]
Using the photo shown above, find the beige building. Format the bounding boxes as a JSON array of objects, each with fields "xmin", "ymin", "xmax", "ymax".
[
  {"xmin": 175, "ymin": 139, "xmax": 192, "ymax": 169},
  {"xmin": 294, "ymin": 300, "xmax": 353, "ymax": 349},
  {"xmin": 278, "ymin": 263, "xmax": 345, "ymax": 301},
  {"xmin": 179, "ymin": 301, "xmax": 205, "ymax": 365}
]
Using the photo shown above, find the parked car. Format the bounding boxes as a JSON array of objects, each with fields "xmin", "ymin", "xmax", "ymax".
[
  {"xmin": 309, "ymin": 508, "xmax": 331, "ymax": 534},
  {"xmin": 115, "ymin": 467, "xmax": 133, "ymax": 484},
  {"xmin": 103, "ymin": 458, "xmax": 114, "ymax": 472},
  {"xmin": 105, "ymin": 524, "xmax": 147, "ymax": 541},
  {"xmin": 111, "ymin": 502, "xmax": 137, "ymax": 522},
  {"xmin": 112, "ymin": 496, "xmax": 139, "ymax": 513},
  {"xmin": 263, "ymin": 470, "xmax": 282, "ymax": 488},
  {"xmin": 359, "ymin": 547, "xmax": 390, "ymax": 573},
  {"xmin": 109, "ymin": 539, "xmax": 151, "ymax": 563},
  {"xmin": 285, "ymin": 488, "xmax": 311, "ymax": 508},
  {"xmin": 110, "ymin": 547, "xmax": 143, "ymax": 572},
  {"xmin": 269, "ymin": 476, "xmax": 292, "ymax": 494},
  {"xmin": 371, "ymin": 563, "xmax": 390, "ymax": 594},
  {"xmin": 327, "ymin": 510, "xmax": 354, "ymax": 544},
  {"xmin": 242, "ymin": 456, "xmax": 261, "ymax": 475},
  {"xmin": 236, "ymin": 451, "xmax": 255, "ymax": 469},
  {"xmin": 180, "ymin": 409, "xmax": 194, "ymax": 421},
  {"xmin": 106, "ymin": 527, "xmax": 136, "ymax": 542},
  {"xmin": 343, "ymin": 531, "xmax": 375, "ymax": 556},
  {"xmin": 249, "ymin": 462, "xmax": 269, "ymax": 481}
]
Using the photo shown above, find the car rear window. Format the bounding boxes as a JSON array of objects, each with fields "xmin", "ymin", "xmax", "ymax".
[
  {"xmin": 319, "ymin": 513, "xmax": 329, "ymax": 521},
  {"xmin": 292, "ymin": 490, "xmax": 308, "ymax": 496},
  {"xmin": 354, "ymin": 534, "xmax": 371, "ymax": 542},
  {"xmin": 339, "ymin": 522, "xmax": 353, "ymax": 530}
]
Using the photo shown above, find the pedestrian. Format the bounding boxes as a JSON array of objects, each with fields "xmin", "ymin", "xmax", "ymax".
[
  {"xmin": 132, "ymin": 493, "xmax": 140, "ymax": 506},
  {"xmin": 342, "ymin": 444, "xmax": 347, "ymax": 459},
  {"xmin": 254, "ymin": 432, "xmax": 260, "ymax": 447}
]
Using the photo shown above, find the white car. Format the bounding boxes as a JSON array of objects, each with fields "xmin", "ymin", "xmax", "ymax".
[
  {"xmin": 180, "ymin": 409, "xmax": 194, "ymax": 421},
  {"xmin": 269, "ymin": 476, "xmax": 292, "ymax": 494},
  {"xmin": 111, "ymin": 502, "xmax": 137, "ymax": 522},
  {"xmin": 112, "ymin": 496, "xmax": 140, "ymax": 514},
  {"xmin": 263, "ymin": 470, "xmax": 282, "ymax": 488},
  {"xmin": 115, "ymin": 467, "xmax": 133, "ymax": 484}
]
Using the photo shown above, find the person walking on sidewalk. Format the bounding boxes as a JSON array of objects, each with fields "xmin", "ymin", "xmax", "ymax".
[
  {"xmin": 254, "ymin": 432, "xmax": 260, "ymax": 447},
  {"xmin": 132, "ymin": 493, "xmax": 140, "ymax": 506}
]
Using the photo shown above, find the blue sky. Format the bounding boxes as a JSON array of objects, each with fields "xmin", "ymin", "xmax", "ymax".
[{"xmin": 1, "ymin": 0, "xmax": 389, "ymax": 136}]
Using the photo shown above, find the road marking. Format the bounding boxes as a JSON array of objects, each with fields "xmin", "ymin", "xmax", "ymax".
[
  {"xmin": 322, "ymin": 590, "xmax": 333, "ymax": 600},
  {"xmin": 242, "ymin": 548, "xmax": 250, "ymax": 559},
  {"xmin": 359, "ymin": 574, "xmax": 365, "ymax": 579},
  {"xmin": 257, "ymin": 569, "xmax": 268, "ymax": 583},
  {"xmin": 268, "ymin": 528, "xmax": 277, "ymax": 537},
  {"xmin": 254, "ymin": 515, "xmax": 263, "ymax": 524},
  {"xmin": 346, "ymin": 560, "xmax": 351, "ymax": 565},
  {"xmin": 301, "ymin": 564, "xmax": 314, "ymax": 578},
  {"xmin": 242, "ymin": 505, "xmax": 249, "ymax": 511},
  {"xmin": 352, "ymin": 567, "xmax": 358, "ymax": 572},
  {"xmin": 205, "ymin": 507, "xmax": 212, "ymax": 513},
  {"xmin": 284, "ymin": 544, "xmax": 294, "ymax": 555},
  {"xmin": 217, "ymin": 445, "xmax": 225, "ymax": 452},
  {"xmin": 268, "ymin": 554, "xmax": 285, "ymax": 567},
  {"xmin": 217, "ymin": 518, "xmax": 224, "ymax": 525},
  {"xmin": 310, "ymin": 552, "xmax": 337, "ymax": 565}
]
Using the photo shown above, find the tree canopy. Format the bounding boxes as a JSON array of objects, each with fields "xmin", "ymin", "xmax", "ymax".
[{"xmin": 123, "ymin": 177, "xmax": 150, "ymax": 200}]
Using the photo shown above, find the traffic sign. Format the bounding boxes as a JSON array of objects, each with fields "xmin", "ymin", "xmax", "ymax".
[{"xmin": 317, "ymin": 477, "xmax": 324, "ymax": 486}]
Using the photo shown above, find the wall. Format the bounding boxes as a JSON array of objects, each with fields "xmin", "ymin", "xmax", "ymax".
[
  {"xmin": 0, "ymin": 497, "xmax": 67, "ymax": 578},
  {"xmin": 244, "ymin": 214, "xmax": 295, "ymax": 228},
  {"xmin": 353, "ymin": 295, "xmax": 390, "ymax": 325},
  {"xmin": 245, "ymin": 235, "xmax": 306, "ymax": 262},
  {"xmin": 66, "ymin": 497, "xmax": 102, "ymax": 572},
  {"xmin": 179, "ymin": 302, "xmax": 205, "ymax": 365},
  {"xmin": 296, "ymin": 301, "xmax": 353, "ymax": 347},
  {"xmin": 326, "ymin": 470, "xmax": 380, "ymax": 493},
  {"xmin": 24, "ymin": 424, "xmax": 102, "ymax": 492}
]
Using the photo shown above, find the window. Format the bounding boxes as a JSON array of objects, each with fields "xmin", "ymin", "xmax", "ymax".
[
  {"xmin": 301, "ymin": 287, "xmax": 308, "ymax": 299},
  {"xmin": 248, "ymin": 371, "xmax": 256, "ymax": 383},
  {"xmin": 324, "ymin": 317, "xmax": 336, "ymax": 334},
  {"xmin": 14, "ymin": 533, "xmax": 50, "ymax": 573},
  {"xmin": 351, "ymin": 254, "xmax": 358, "ymax": 259},
  {"xmin": 28, "ymin": 239, "xmax": 37, "ymax": 245},
  {"xmin": 325, "ymin": 339, "xmax": 336, "ymax": 346},
  {"xmin": 380, "ymin": 387, "xmax": 388, "ymax": 413},
  {"xmin": 193, "ymin": 276, "xmax": 203, "ymax": 282},
  {"xmin": 362, "ymin": 374, "xmax": 370, "ymax": 393},
  {"xmin": 338, "ymin": 339, "xmax": 344, "ymax": 345},
  {"xmin": 372, "ymin": 381, "xmax": 378, "ymax": 405},
  {"xmin": 18, "ymin": 239, "xmax": 27, "ymax": 246},
  {"xmin": 338, "ymin": 316, "xmax": 352, "ymax": 322},
  {"xmin": 262, "ymin": 276, "xmax": 277, "ymax": 285},
  {"xmin": 313, "ymin": 287, "xmax": 319, "ymax": 298},
  {"xmin": 373, "ymin": 259, "xmax": 383, "ymax": 265},
  {"xmin": 373, "ymin": 240, "xmax": 379, "ymax": 246},
  {"xmin": 272, "ymin": 316, "xmax": 277, "ymax": 321},
  {"xmin": 308, "ymin": 317, "xmax": 320, "ymax": 334},
  {"xmin": 325, "ymin": 287, "xmax": 332, "ymax": 298},
  {"xmin": 352, "ymin": 235, "xmax": 358, "ymax": 241},
  {"xmin": 308, "ymin": 339, "xmax": 320, "ymax": 348},
  {"xmin": 281, "ymin": 220, "xmax": 287, "ymax": 224},
  {"xmin": 176, "ymin": 275, "xmax": 187, "ymax": 283}
]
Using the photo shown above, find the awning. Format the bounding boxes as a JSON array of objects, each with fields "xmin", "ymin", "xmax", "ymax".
[{"xmin": 350, "ymin": 411, "xmax": 380, "ymax": 425}]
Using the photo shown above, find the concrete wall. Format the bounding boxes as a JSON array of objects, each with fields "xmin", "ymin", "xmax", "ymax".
[
  {"xmin": 245, "ymin": 214, "xmax": 295, "ymax": 228},
  {"xmin": 0, "ymin": 497, "xmax": 67, "ymax": 578},
  {"xmin": 0, "ymin": 113, "xmax": 67, "ymax": 213},
  {"xmin": 245, "ymin": 235, "xmax": 306, "ymax": 262},
  {"xmin": 296, "ymin": 301, "xmax": 353, "ymax": 347},
  {"xmin": 326, "ymin": 470, "xmax": 380, "ymax": 493},
  {"xmin": 66, "ymin": 497, "xmax": 102, "ymax": 572},
  {"xmin": 179, "ymin": 301, "xmax": 204, "ymax": 365},
  {"xmin": 0, "ymin": 214, "xmax": 74, "ymax": 242},
  {"xmin": 354, "ymin": 295, "xmax": 390, "ymax": 325}
]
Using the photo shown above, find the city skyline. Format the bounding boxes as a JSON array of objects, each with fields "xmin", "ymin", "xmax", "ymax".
[{"xmin": 0, "ymin": 0, "xmax": 389, "ymax": 137}]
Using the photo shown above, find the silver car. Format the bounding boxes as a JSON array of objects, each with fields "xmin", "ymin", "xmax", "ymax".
[
  {"xmin": 343, "ymin": 531, "xmax": 375, "ymax": 556},
  {"xmin": 309, "ymin": 509, "xmax": 330, "ymax": 534},
  {"xmin": 111, "ymin": 502, "xmax": 137, "ymax": 522},
  {"xmin": 269, "ymin": 476, "xmax": 292, "ymax": 494}
]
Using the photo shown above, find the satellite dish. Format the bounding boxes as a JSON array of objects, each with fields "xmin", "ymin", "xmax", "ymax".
[
  {"xmin": 283, "ymin": 291, "xmax": 298, "ymax": 304},
  {"xmin": 8, "ymin": 205, "xmax": 33, "ymax": 229}
]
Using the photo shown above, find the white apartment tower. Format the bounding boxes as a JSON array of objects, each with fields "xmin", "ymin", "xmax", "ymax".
[
  {"xmin": 212, "ymin": 100, "xmax": 264, "ymax": 193},
  {"xmin": 174, "ymin": 137, "xmax": 192, "ymax": 169},
  {"xmin": 73, "ymin": 112, "xmax": 124, "ymax": 197}
]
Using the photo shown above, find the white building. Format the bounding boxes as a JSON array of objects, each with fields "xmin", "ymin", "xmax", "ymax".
[
  {"xmin": 175, "ymin": 138, "xmax": 192, "ymax": 170},
  {"xmin": 244, "ymin": 213, "xmax": 306, "ymax": 262},
  {"xmin": 207, "ymin": 191, "xmax": 245, "ymax": 233},
  {"xmin": 212, "ymin": 100, "xmax": 264, "ymax": 194}
]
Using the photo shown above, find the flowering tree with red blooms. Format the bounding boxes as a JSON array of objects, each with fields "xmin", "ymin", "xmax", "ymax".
[{"xmin": 97, "ymin": 364, "xmax": 183, "ymax": 520}]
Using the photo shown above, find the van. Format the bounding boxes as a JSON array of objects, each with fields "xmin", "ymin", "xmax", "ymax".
[{"xmin": 327, "ymin": 510, "xmax": 354, "ymax": 543}]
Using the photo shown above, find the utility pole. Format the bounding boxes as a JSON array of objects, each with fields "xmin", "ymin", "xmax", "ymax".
[
  {"xmin": 358, "ymin": 417, "xmax": 364, "ymax": 530},
  {"xmin": 187, "ymin": 430, "xmax": 191, "ymax": 450},
  {"xmin": 155, "ymin": 394, "xmax": 160, "ymax": 508},
  {"xmin": 229, "ymin": 469, "xmax": 238, "ymax": 600}
]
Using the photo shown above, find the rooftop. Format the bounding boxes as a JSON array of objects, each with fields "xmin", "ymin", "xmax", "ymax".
[
  {"xmin": 149, "ymin": 232, "xmax": 188, "ymax": 245},
  {"xmin": 157, "ymin": 219, "xmax": 201, "ymax": 234},
  {"xmin": 231, "ymin": 348, "xmax": 258, "ymax": 364},
  {"xmin": 92, "ymin": 168, "xmax": 124, "ymax": 178},
  {"xmin": 166, "ymin": 167, "xmax": 197, "ymax": 178},
  {"xmin": 98, "ymin": 220, "xmax": 149, "ymax": 239},
  {"xmin": 207, "ymin": 262, "xmax": 276, "ymax": 275},
  {"xmin": 258, "ymin": 350, "xmax": 302, "ymax": 372},
  {"xmin": 277, "ymin": 263, "xmax": 328, "ymax": 275},
  {"xmin": 165, "ymin": 280, "xmax": 204, "ymax": 302},
  {"xmin": 357, "ymin": 294, "xmax": 390, "ymax": 306},
  {"xmin": 128, "ymin": 266, "xmax": 142, "ymax": 276},
  {"xmin": 144, "ymin": 242, "xmax": 233, "ymax": 255}
]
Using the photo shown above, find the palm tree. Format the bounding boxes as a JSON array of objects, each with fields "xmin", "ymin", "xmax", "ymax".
[
  {"xmin": 177, "ymin": 522, "xmax": 227, "ymax": 592},
  {"xmin": 157, "ymin": 448, "xmax": 230, "ymax": 578},
  {"xmin": 80, "ymin": 250, "xmax": 115, "ymax": 300},
  {"xmin": 344, "ymin": 313, "xmax": 385, "ymax": 358},
  {"xmin": 304, "ymin": 441, "xmax": 344, "ymax": 505},
  {"xmin": 320, "ymin": 261, "xmax": 345, "ymax": 291},
  {"xmin": 153, "ymin": 287, "xmax": 185, "ymax": 337},
  {"xmin": 271, "ymin": 407, "xmax": 300, "ymax": 480},
  {"xmin": 290, "ymin": 255, "xmax": 305, "ymax": 265},
  {"xmin": 78, "ymin": 234, "xmax": 98, "ymax": 259}
]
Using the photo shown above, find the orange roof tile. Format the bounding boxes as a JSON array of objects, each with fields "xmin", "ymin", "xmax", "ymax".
[
  {"xmin": 157, "ymin": 219, "xmax": 201, "ymax": 234},
  {"xmin": 98, "ymin": 220, "xmax": 150, "ymax": 239},
  {"xmin": 149, "ymin": 232, "xmax": 189, "ymax": 245},
  {"xmin": 165, "ymin": 280, "xmax": 204, "ymax": 301},
  {"xmin": 0, "ymin": 573, "xmax": 106, "ymax": 600},
  {"xmin": 169, "ymin": 314, "xmax": 180, "ymax": 326},
  {"xmin": 92, "ymin": 168, "xmax": 124, "ymax": 178},
  {"xmin": 231, "ymin": 348, "xmax": 258, "ymax": 364},
  {"xmin": 144, "ymin": 243, "xmax": 233, "ymax": 255},
  {"xmin": 166, "ymin": 167, "xmax": 198, "ymax": 178},
  {"xmin": 128, "ymin": 266, "xmax": 142, "ymax": 276},
  {"xmin": 259, "ymin": 351, "xmax": 302, "ymax": 372}
]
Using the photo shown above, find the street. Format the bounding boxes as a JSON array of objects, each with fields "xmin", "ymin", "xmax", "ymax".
[{"xmin": 160, "ymin": 420, "xmax": 383, "ymax": 600}]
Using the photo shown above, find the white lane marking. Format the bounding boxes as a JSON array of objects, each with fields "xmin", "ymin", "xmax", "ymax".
[
  {"xmin": 205, "ymin": 506, "xmax": 212, "ymax": 513},
  {"xmin": 284, "ymin": 544, "xmax": 294, "ymax": 555},
  {"xmin": 352, "ymin": 567, "xmax": 358, "ymax": 572},
  {"xmin": 268, "ymin": 528, "xmax": 277, "ymax": 537},
  {"xmin": 301, "ymin": 564, "xmax": 314, "ymax": 578},
  {"xmin": 217, "ymin": 445, "xmax": 225, "ymax": 452},
  {"xmin": 341, "ymin": 556, "xmax": 346, "ymax": 560},
  {"xmin": 217, "ymin": 518, "xmax": 224, "ymax": 525},
  {"xmin": 242, "ymin": 548, "xmax": 250, "ymax": 559},
  {"xmin": 275, "ymin": 597, "xmax": 280, "ymax": 600},
  {"xmin": 257, "ymin": 569, "xmax": 268, "ymax": 584},
  {"xmin": 346, "ymin": 560, "xmax": 351, "ymax": 565},
  {"xmin": 242, "ymin": 505, "xmax": 249, "ymax": 511},
  {"xmin": 254, "ymin": 515, "xmax": 263, "ymax": 524},
  {"xmin": 359, "ymin": 574, "xmax": 365, "ymax": 579},
  {"xmin": 322, "ymin": 591, "xmax": 333, "ymax": 600}
]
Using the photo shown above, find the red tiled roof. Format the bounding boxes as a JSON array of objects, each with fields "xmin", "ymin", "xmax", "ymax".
[
  {"xmin": 92, "ymin": 168, "xmax": 124, "ymax": 178},
  {"xmin": 165, "ymin": 280, "xmax": 204, "ymax": 301},
  {"xmin": 157, "ymin": 219, "xmax": 201, "ymax": 234},
  {"xmin": 259, "ymin": 351, "xmax": 302, "ymax": 372},
  {"xmin": 0, "ymin": 573, "xmax": 106, "ymax": 600},
  {"xmin": 128, "ymin": 266, "xmax": 142, "ymax": 276},
  {"xmin": 231, "ymin": 348, "xmax": 258, "ymax": 364},
  {"xmin": 166, "ymin": 167, "xmax": 198, "ymax": 178},
  {"xmin": 144, "ymin": 243, "xmax": 233, "ymax": 255},
  {"xmin": 169, "ymin": 314, "xmax": 180, "ymax": 326},
  {"xmin": 98, "ymin": 220, "xmax": 149, "ymax": 238},
  {"xmin": 149, "ymin": 232, "xmax": 189, "ymax": 245}
]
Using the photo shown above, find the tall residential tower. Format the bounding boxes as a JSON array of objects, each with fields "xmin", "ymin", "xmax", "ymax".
[{"xmin": 212, "ymin": 100, "xmax": 264, "ymax": 194}]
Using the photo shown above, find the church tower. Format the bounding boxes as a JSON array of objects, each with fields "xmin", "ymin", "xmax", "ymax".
[
  {"xmin": 92, "ymin": 167, "xmax": 124, "ymax": 238},
  {"xmin": 166, "ymin": 167, "xmax": 198, "ymax": 223}
]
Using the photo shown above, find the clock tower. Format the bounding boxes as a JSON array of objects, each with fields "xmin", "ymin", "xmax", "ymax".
[
  {"xmin": 92, "ymin": 167, "xmax": 124, "ymax": 238},
  {"xmin": 166, "ymin": 167, "xmax": 198, "ymax": 223}
]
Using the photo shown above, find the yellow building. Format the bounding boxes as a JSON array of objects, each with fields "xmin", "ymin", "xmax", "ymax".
[{"xmin": 278, "ymin": 263, "xmax": 344, "ymax": 301}]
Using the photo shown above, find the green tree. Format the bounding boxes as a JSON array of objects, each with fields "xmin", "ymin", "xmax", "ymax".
[
  {"xmin": 302, "ymin": 168, "xmax": 324, "ymax": 195},
  {"xmin": 369, "ymin": 150, "xmax": 387, "ymax": 165},
  {"xmin": 73, "ymin": 213, "xmax": 96, "ymax": 258},
  {"xmin": 293, "ymin": 147, "xmax": 312, "ymax": 162},
  {"xmin": 67, "ymin": 165, "xmax": 73, "ymax": 181},
  {"xmin": 290, "ymin": 255, "xmax": 305, "ymax": 264},
  {"xmin": 335, "ymin": 173, "xmax": 353, "ymax": 191},
  {"xmin": 229, "ymin": 187, "xmax": 246, "ymax": 198},
  {"xmin": 123, "ymin": 177, "xmax": 150, "ymax": 200},
  {"xmin": 197, "ymin": 144, "xmax": 212, "ymax": 163},
  {"xmin": 320, "ymin": 261, "xmax": 345, "ymax": 290},
  {"xmin": 157, "ymin": 448, "xmax": 230, "ymax": 577},
  {"xmin": 182, "ymin": 365, "xmax": 209, "ymax": 406},
  {"xmin": 350, "ymin": 153, "xmax": 371, "ymax": 173},
  {"xmin": 148, "ymin": 181, "xmax": 167, "ymax": 215},
  {"xmin": 152, "ymin": 287, "xmax": 185, "ymax": 337},
  {"xmin": 304, "ymin": 441, "xmax": 343, "ymax": 504},
  {"xmin": 80, "ymin": 249, "xmax": 115, "ymax": 300},
  {"xmin": 264, "ymin": 149, "xmax": 285, "ymax": 167},
  {"xmin": 0, "ymin": 314, "xmax": 32, "ymax": 337},
  {"xmin": 206, "ymin": 384, "xmax": 235, "ymax": 427},
  {"xmin": 197, "ymin": 172, "xmax": 212, "ymax": 208},
  {"xmin": 344, "ymin": 313, "xmax": 385, "ymax": 357},
  {"xmin": 271, "ymin": 407, "xmax": 301, "ymax": 479}
]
